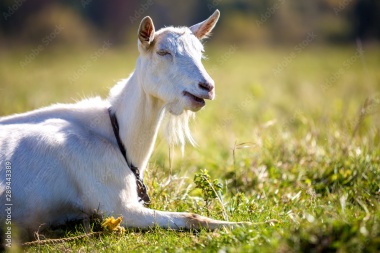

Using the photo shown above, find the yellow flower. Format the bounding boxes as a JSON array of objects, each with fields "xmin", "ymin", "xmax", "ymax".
[{"xmin": 101, "ymin": 216, "xmax": 125, "ymax": 234}]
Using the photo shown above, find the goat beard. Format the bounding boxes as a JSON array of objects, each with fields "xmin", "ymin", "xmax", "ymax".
[{"xmin": 164, "ymin": 109, "xmax": 196, "ymax": 154}]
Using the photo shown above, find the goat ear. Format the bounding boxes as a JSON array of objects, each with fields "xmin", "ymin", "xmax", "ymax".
[
  {"xmin": 190, "ymin": 9, "xmax": 220, "ymax": 40},
  {"xmin": 138, "ymin": 16, "xmax": 155, "ymax": 49}
]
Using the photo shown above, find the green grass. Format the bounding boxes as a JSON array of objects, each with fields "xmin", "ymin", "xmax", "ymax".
[{"xmin": 1, "ymin": 43, "xmax": 380, "ymax": 252}]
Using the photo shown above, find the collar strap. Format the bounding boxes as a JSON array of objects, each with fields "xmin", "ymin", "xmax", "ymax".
[{"xmin": 108, "ymin": 108, "xmax": 151, "ymax": 205}]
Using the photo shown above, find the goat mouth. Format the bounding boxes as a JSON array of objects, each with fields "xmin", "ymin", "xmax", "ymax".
[{"xmin": 183, "ymin": 91, "xmax": 206, "ymax": 106}]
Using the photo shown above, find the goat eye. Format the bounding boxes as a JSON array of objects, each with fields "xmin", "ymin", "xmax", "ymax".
[{"xmin": 157, "ymin": 50, "xmax": 171, "ymax": 56}]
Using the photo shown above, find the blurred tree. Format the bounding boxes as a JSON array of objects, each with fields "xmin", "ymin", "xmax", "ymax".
[
  {"xmin": 0, "ymin": 0, "xmax": 379, "ymax": 46},
  {"xmin": 353, "ymin": 0, "xmax": 380, "ymax": 41}
]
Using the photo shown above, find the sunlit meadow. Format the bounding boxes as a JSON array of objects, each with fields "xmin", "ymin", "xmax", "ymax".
[{"xmin": 0, "ymin": 42, "xmax": 379, "ymax": 252}]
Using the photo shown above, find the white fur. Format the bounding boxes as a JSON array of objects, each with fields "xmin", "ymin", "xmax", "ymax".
[{"xmin": 0, "ymin": 10, "xmax": 247, "ymax": 239}]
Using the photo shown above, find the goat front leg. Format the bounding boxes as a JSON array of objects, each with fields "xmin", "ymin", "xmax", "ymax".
[{"xmin": 121, "ymin": 205, "xmax": 250, "ymax": 230}]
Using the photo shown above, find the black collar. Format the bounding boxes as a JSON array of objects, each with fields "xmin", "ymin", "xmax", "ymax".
[{"xmin": 108, "ymin": 108, "xmax": 150, "ymax": 205}]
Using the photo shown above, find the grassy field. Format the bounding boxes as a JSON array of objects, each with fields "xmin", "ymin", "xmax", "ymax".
[{"xmin": 1, "ymin": 42, "xmax": 380, "ymax": 252}]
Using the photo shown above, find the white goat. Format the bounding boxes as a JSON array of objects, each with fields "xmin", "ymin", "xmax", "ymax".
[{"xmin": 0, "ymin": 10, "xmax": 247, "ymax": 240}]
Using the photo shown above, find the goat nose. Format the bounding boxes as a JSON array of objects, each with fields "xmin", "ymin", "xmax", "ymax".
[{"xmin": 199, "ymin": 81, "xmax": 214, "ymax": 92}]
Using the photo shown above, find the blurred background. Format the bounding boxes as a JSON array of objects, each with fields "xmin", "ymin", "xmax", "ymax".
[
  {"xmin": 1, "ymin": 0, "xmax": 379, "ymax": 47},
  {"xmin": 0, "ymin": 0, "xmax": 379, "ymax": 166}
]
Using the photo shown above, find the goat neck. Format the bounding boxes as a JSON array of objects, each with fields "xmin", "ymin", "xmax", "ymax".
[{"xmin": 109, "ymin": 70, "xmax": 165, "ymax": 177}]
